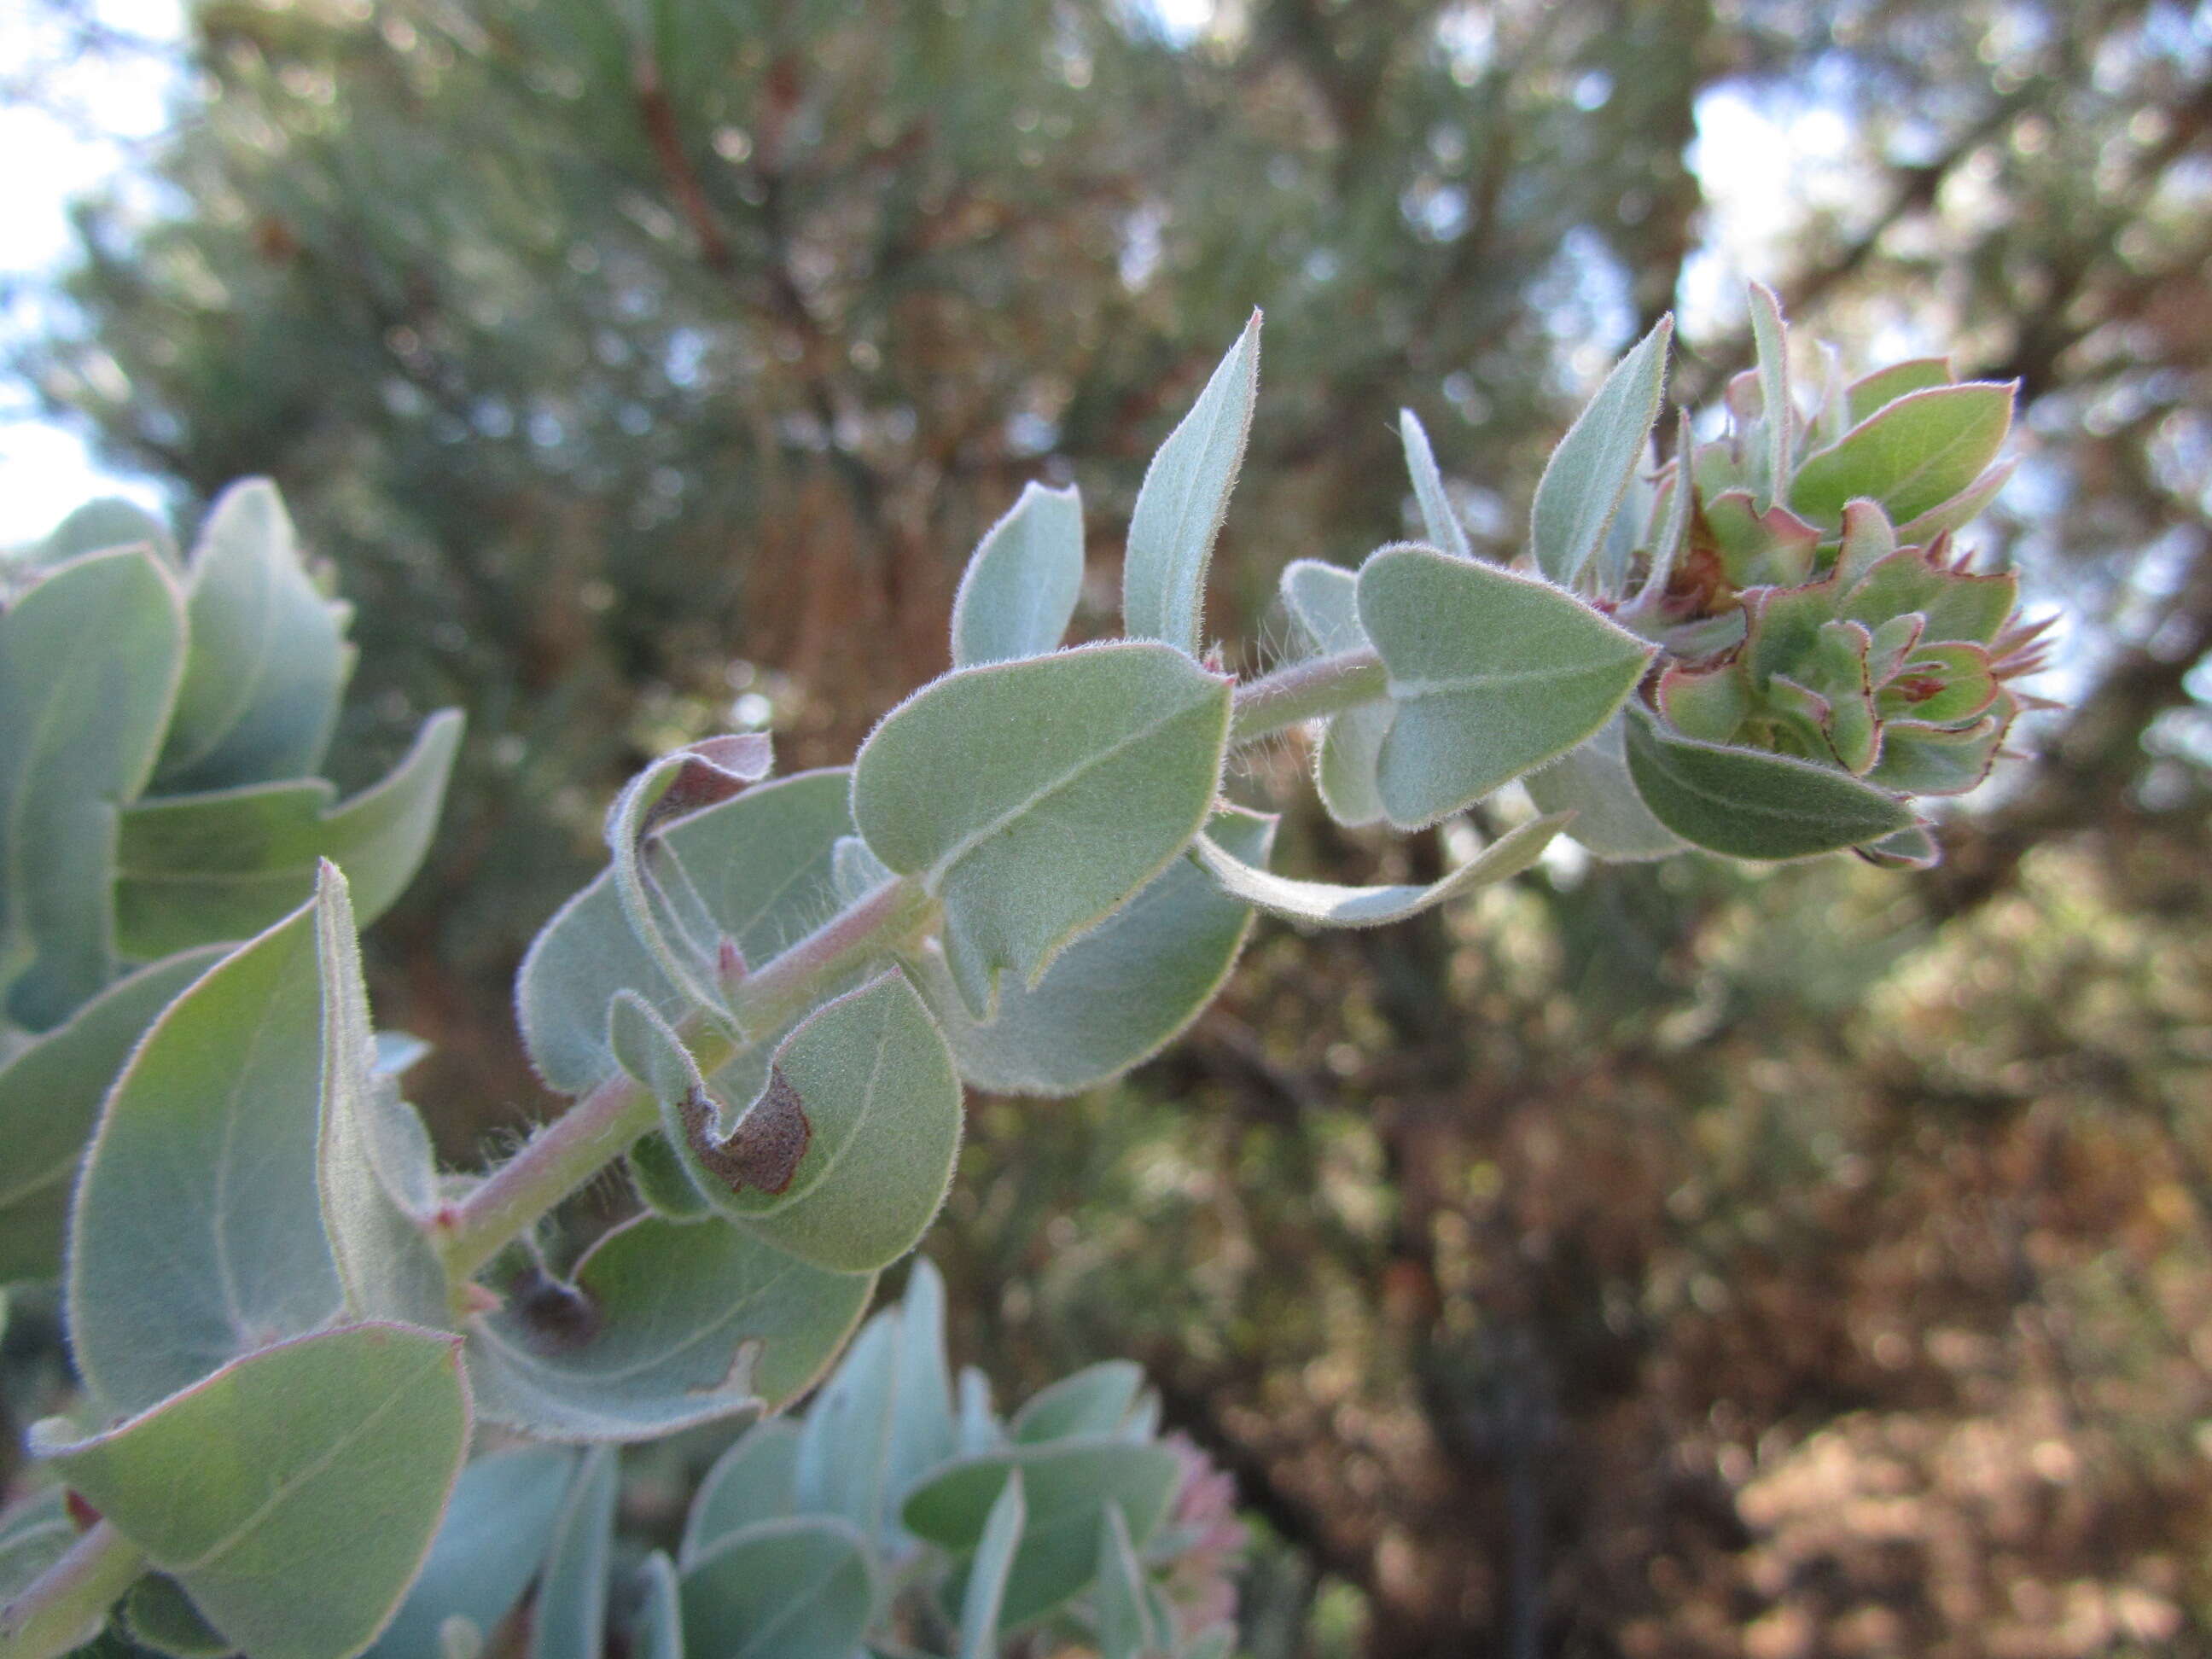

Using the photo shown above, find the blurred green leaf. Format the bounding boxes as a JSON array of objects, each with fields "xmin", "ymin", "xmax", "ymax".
[
  {"xmin": 0, "ymin": 548, "xmax": 185, "ymax": 1030},
  {"xmin": 956, "ymin": 1471, "xmax": 1026, "ymax": 1659},
  {"xmin": 904, "ymin": 1440, "xmax": 1183, "ymax": 1630},
  {"xmin": 369, "ymin": 1446, "xmax": 579, "ymax": 1658},
  {"xmin": 1525, "ymin": 714, "xmax": 1691, "ymax": 862},
  {"xmin": 683, "ymin": 1419, "xmax": 802, "ymax": 1568},
  {"xmin": 1011, "ymin": 1361, "xmax": 1144, "ymax": 1444},
  {"xmin": 678, "ymin": 1517, "xmax": 876, "ymax": 1659},
  {"xmin": 114, "ymin": 711, "xmax": 463, "ymax": 959},
  {"xmin": 155, "ymin": 480, "xmax": 350, "ymax": 795},
  {"xmin": 528, "ymin": 1445, "xmax": 617, "ymax": 1659}
]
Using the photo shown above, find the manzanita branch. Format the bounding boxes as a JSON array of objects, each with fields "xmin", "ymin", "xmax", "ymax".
[{"xmin": 1230, "ymin": 647, "xmax": 1387, "ymax": 745}]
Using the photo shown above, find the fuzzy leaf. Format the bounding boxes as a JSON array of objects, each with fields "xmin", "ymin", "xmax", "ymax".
[
  {"xmin": 912, "ymin": 806, "xmax": 1274, "ymax": 1096},
  {"xmin": 0, "ymin": 944, "xmax": 224, "ymax": 1283},
  {"xmin": 528, "ymin": 1446, "xmax": 618, "ymax": 1659},
  {"xmin": 1193, "ymin": 812, "xmax": 1567, "ymax": 927},
  {"xmin": 1279, "ymin": 558, "xmax": 1365, "ymax": 655},
  {"xmin": 1790, "ymin": 382, "xmax": 2015, "ymax": 531},
  {"xmin": 1356, "ymin": 544, "xmax": 1655, "ymax": 828},
  {"xmin": 0, "ymin": 1491, "xmax": 74, "ymax": 1609},
  {"xmin": 467, "ymin": 1212, "xmax": 870, "ymax": 1440},
  {"xmin": 631, "ymin": 1553, "xmax": 682, "ymax": 1659},
  {"xmin": 311, "ymin": 867, "xmax": 447, "ymax": 1328},
  {"xmin": 1623, "ymin": 705, "xmax": 1916, "ymax": 859},
  {"xmin": 1524, "ymin": 714, "xmax": 1691, "ymax": 862},
  {"xmin": 36, "ymin": 497, "xmax": 176, "ymax": 566},
  {"xmin": 0, "ymin": 547, "xmax": 185, "ymax": 1030},
  {"xmin": 789, "ymin": 1260, "xmax": 957, "ymax": 1554},
  {"xmin": 32, "ymin": 1322, "xmax": 469, "ymax": 1659},
  {"xmin": 155, "ymin": 480, "xmax": 350, "ymax": 795},
  {"xmin": 956, "ymin": 1471, "xmax": 1027, "ymax": 1659},
  {"xmin": 1012, "ymin": 1361, "xmax": 1144, "ymax": 1444},
  {"xmin": 518, "ymin": 769, "xmax": 853, "ymax": 1095},
  {"xmin": 1096, "ymin": 1503, "xmax": 1152, "ymax": 1659},
  {"xmin": 683, "ymin": 1419, "xmax": 802, "ymax": 1567},
  {"xmin": 952, "ymin": 482, "xmax": 1086, "ymax": 668},
  {"xmin": 368, "ymin": 1447, "xmax": 579, "ymax": 1658},
  {"xmin": 1845, "ymin": 357, "xmax": 1951, "ymax": 424},
  {"xmin": 853, "ymin": 643, "xmax": 1230, "ymax": 1016},
  {"xmin": 114, "ymin": 711, "xmax": 462, "ymax": 958},
  {"xmin": 665, "ymin": 971, "xmax": 963, "ymax": 1272},
  {"xmin": 678, "ymin": 1517, "xmax": 876, "ymax": 1659},
  {"xmin": 1121, "ymin": 313, "xmax": 1261, "ymax": 656},
  {"xmin": 1529, "ymin": 317, "xmax": 1673, "ymax": 588},
  {"xmin": 1747, "ymin": 283, "xmax": 1792, "ymax": 514},
  {"xmin": 904, "ymin": 1440, "xmax": 1184, "ymax": 1632},
  {"xmin": 67, "ymin": 898, "xmax": 343, "ymax": 1418},
  {"xmin": 1398, "ymin": 410, "xmax": 1472, "ymax": 561}
]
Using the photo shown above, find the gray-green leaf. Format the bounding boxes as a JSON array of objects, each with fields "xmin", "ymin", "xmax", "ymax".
[
  {"xmin": 1011, "ymin": 1361, "xmax": 1144, "ymax": 1444},
  {"xmin": 114, "ymin": 709, "xmax": 463, "ymax": 959},
  {"xmin": 1529, "ymin": 317, "xmax": 1672, "ymax": 588},
  {"xmin": 0, "ymin": 944, "xmax": 224, "ymax": 1284},
  {"xmin": 32, "ymin": 1321, "xmax": 469, "ymax": 1659},
  {"xmin": 369, "ymin": 1446, "xmax": 579, "ymax": 1658},
  {"xmin": 0, "ymin": 548, "xmax": 186, "ymax": 1029},
  {"xmin": 678, "ymin": 1518, "xmax": 876, "ymax": 1659},
  {"xmin": 528, "ymin": 1445, "xmax": 617, "ymax": 1659},
  {"xmin": 312, "ymin": 865, "xmax": 446, "ymax": 1328},
  {"xmin": 465, "ymin": 1213, "xmax": 871, "ymax": 1441},
  {"xmin": 668, "ymin": 971, "xmax": 963, "ymax": 1274},
  {"xmin": 683, "ymin": 1419, "xmax": 801, "ymax": 1567},
  {"xmin": 956, "ymin": 1471, "xmax": 1026, "ymax": 1659},
  {"xmin": 1357, "ymin": 544, "xmax": 1655, "ymax": 829},
  {"xmin": 68, "ymin": 898, "xmax": 343, "ymax": 1418},
  {"xmin": 155, "ymin": 480, "xmax": 351, "ymax": 795},
  {"xmin": 911, "ymin": 806, "xmax": 1275, "ymax": 1097},
  {"xmin": 952, "ymin": 482, "xmax": 1086, "ymax": 668},
  {"xmin": 903, "ymin": 1439, "xmax": 1184, "ymax": 1631},
  {"xmin": 518, "ymin": 770, "xmax": 853, "ymax": 1097},
  {"xmin": 853, "ymin": 643, "xmax": 1230, "ymax": 1016},
  {"xmin": 1399, "ymin": 409, "xmax": 1472, "ymax": 561},
  {"xmin": 1622, "ymin": 704, "xmax": 1917, "ymax": 859},
  {"xmin": 1191, "ymin": 811, "xmax": 1568, "ymax": 927},
  {"xmin": 1121, "ymin": 313, "xmax": 1261, "ymax": 657},
  {"xmin": 1523, "ymin": 713, "xmax": 1691, "ymax": 862},
  {"xmin": 1789, "ymin": 382, "xmax": 2016, "ymax": 532}
]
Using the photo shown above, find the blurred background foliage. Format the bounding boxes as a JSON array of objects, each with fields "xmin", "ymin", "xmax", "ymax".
[{"xmin": 9, "ymin": 0, "xmax": 2212, "ymax": 1653}]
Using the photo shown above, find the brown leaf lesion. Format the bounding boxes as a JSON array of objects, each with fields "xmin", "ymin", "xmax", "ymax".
[{"xmin": 677, "ymin": 1067, "xmax": 812, "ymax": 1196}]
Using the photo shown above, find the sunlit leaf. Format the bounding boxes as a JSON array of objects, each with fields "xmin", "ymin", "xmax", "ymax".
[
  {"xmin": 852, "ymin": 643, "xmax": 1230, "ymax": 1016},
  {"xmin": 1529, "ymin": 317, "xmax": 1672, "ymax": 588},
  {"xmin": 952, "ymin": 481, "xmax": 1086, "ymax": 668},
  {"xmin": 1192, "ymin": 811, "xmax": 1567, "ymax": 926},
  {"xmin": 1121, "ymin": 313, "xmax": 1260, "ymax": 657}
]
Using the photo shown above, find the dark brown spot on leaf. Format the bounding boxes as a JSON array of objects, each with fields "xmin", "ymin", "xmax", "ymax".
[{"xmin": 678, "ymin": 1068, "xmax": 812, "ymax": 1196}]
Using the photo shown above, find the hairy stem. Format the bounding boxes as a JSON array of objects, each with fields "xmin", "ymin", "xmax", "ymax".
[
  {"xmin": 434, "ymin": 876, "xmax": 937, "ymax": 1282},
  {"xmin": 1230, "ymin": 647, "xmax": 1387, "ymax": 745},
  {"xmin": 0, "ymin": 1522, "xmax": 146, "ymax": 1656}
]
